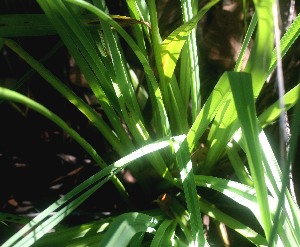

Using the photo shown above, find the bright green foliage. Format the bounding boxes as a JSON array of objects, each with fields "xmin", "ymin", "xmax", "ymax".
[{"xmin": 0, "ymin": 0, "xmax": 300, "ymax": 246}]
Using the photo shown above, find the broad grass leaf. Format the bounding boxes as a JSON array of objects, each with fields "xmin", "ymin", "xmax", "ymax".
[
  {"xmin": 99, "ymin": 213, "xmax": 158, "ymax": 247},
  {"xmin": 161, "ymin": 0, "xmax": 219, "ymax": 80}
]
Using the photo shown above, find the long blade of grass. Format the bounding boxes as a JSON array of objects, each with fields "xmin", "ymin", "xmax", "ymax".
[
  {"xmin": 258, "ymin": 129, "xmax": 300, "ymax": 245},
  {"xmin": 234, "ymin": 12, "xmax": 257, "ymax": 72},
  {"xmin": 244, "ymin": 0, "xmax": 275, "ymax": 92},
  {"xmin": 195, "ymin": 176, "xmax": 263, "ymax": 223},
  {"xmin": 226, "ymin": 144, "xmax": 253, "ymax": 186},
  {"xmin": 11, "ymin": 171, "xmax": 117, "ymax": 247},
  {"xmin": 229, "ymin": 72, "xmax": 272, "ymax": 240},
  {"xmin": 147, "ymin": 0, "xmax": 168, "ymax": 106},
  {"xmin": 172, "ymin": 135, "xmax": 206, "ymax": 246},
  {"xmin": 167, "ymin": 76, "xmax": 189, "ymax": 134},
  {"xmin": 147, "ymin": 0, "xmax": 188, "ymax": 134},
  {"xmin": 126, "ymin": 0, "xmax": 151, "ymax": 43},
  {"xmin": 0, "ymin": 40, "xmax": 64, "ymax": 105},
  {"xmin": 0, "ymin": 86, "xmax": 104, "ymax": 169},
  {"xmin": 180, "ymin": 0, "xmax": 201, "ymax": 121}
]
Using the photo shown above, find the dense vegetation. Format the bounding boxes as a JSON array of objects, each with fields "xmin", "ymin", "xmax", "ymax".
[{"xmin": 0, "ymin": 0, "xmax": 300, "ymax": 246}]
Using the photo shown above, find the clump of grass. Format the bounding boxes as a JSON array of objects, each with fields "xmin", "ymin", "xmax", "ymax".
[{"xmin": 0, "ymin": 0, "xmax": 300, "ymax": 246}]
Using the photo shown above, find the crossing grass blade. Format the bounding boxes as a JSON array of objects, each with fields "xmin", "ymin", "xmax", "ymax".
[
  {"xmin": 229, "ymin": 72, "xmax": 300, "ymax": 245},
  {"xmin": 0, "ymin": 13, "xmax": 151, "ymax": 37},
  {"xmin": 206, "ymin": 0, "xmax": 275, "ymax": 168},
  {"xmin": 1, "ymin": 134, "xmax": 186, "ymax": 247},
  {"xmin": 230, "ymin": 112, "xmax": 300, "ymax": 245}
]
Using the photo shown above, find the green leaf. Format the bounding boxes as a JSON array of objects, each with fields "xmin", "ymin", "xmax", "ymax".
[
  {"xmin": 179, "ymin": 0, "xmax": 201, "ymax": 121},
  {"xmin": 161, "ymin": 0, "xmax": 219, "ymax": 80},
  {"xmin": 269, "ymin": 13, "xmax": 300, "ymax": 74},
  {"xmin": 229, "ymin": 72, "xmax": 272, "ymax": 240},
  {"xmin": 234, "ymin": 12, "xmax": 257, "ymax": 72},
  {"xmin": 99, "ymin": 213, "xmax": 158, "ymax": 247},
  {"xmin": 259, "ymin": 84, "xmax": 300, "ymax": 128},
  {"xmin": 172, "ymin": 135, "xmax": 205, "ymax": 246},
  {"xmin": 197, "ymin": 197, "xmax": 268, "ymax": 246},
  {"xmin": 244, "ymin": 0, "xmax": 275, "ymax": 94},
  {"xmin": 187, "ymin": 72, "xmax": 231, "ymax": 153},
  {"xmin": 150, "ymin": 219, "xmax": 174, "ymax": 247}
]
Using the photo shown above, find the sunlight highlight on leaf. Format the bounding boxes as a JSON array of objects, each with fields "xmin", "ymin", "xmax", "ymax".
[{"xmin": 161, "ymin": 0, "xmax": 219, "ymax": 79}]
